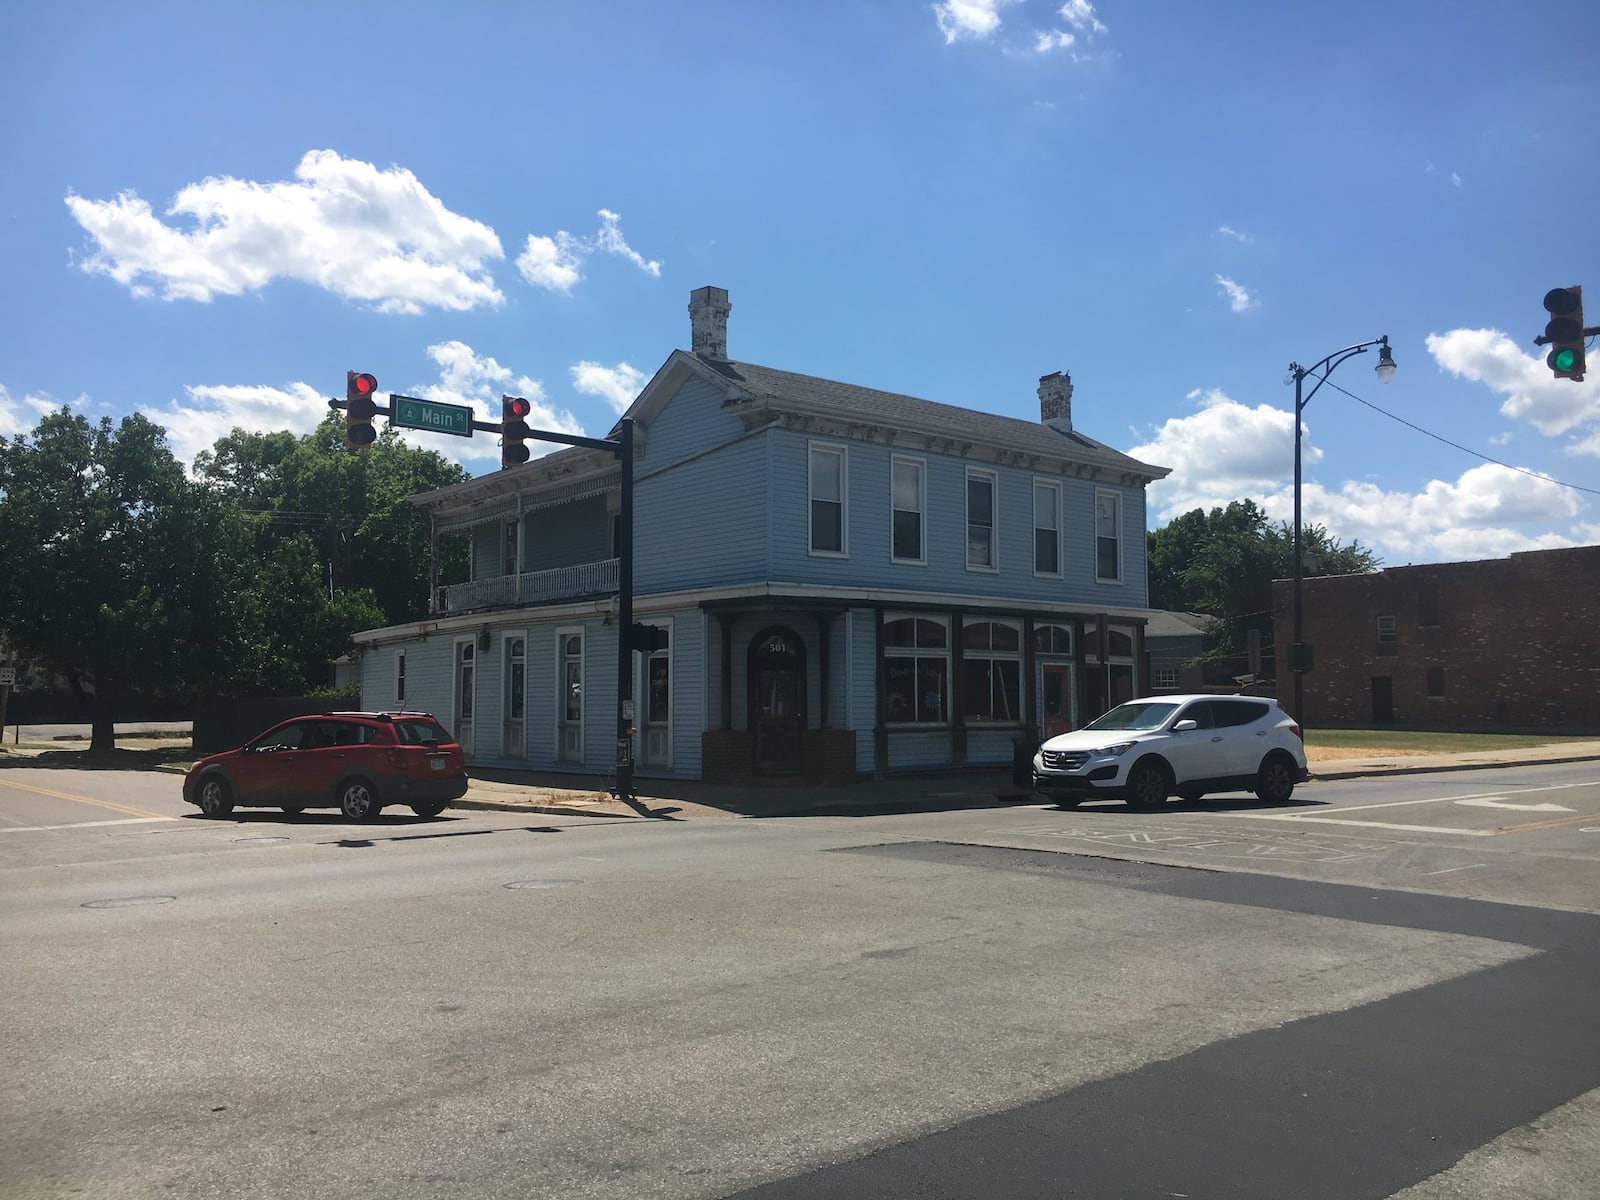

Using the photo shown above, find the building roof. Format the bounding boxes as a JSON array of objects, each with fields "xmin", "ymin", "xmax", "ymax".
[
  {"xmin": 697, "ymin": 357, "xmax": 1168, "ymax": 482},
  {"xmin": 1144, "ymin": 610, "xmax": 1215, "ymax": 639}
]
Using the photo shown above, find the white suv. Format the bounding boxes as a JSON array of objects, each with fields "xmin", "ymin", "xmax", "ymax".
[{"xmin": 1032, "ymin": 694, "xmax": 1308, "ymax": 810}]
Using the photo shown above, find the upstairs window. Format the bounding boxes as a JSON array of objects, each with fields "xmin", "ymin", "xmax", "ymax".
[
  {"xmin": 1095, "ymin": 491, "xmax": 1121, "ymax": 583},
  {"xmin": 891, "ymin": 458, "xmax": 925, "ymax": 564},
  {"xmin": 1377, "ymin": 615, "xmax": 1398, "ymax": 656},
  {"xmin": 809, "ymin": 443, "xmax": 846, "ymax": 555},
  {"xmin": 1033, "ymin": 481, "xmax": 1061, "ymax": 576},
  {"xmin": 966, "ymin": 469, "xmax": 996, "ymax": 570}
]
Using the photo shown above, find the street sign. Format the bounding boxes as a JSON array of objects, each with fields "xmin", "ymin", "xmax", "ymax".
[
  {"xmin": 0, "ymin": 667, "xmax": 13, "ymax": 686},
  {"xmin": 390, "ymin": 394, "xmax": 473, "ymax": 437}
]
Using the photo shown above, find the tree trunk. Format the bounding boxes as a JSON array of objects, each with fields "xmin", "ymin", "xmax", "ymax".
[{"xmin": 90, "ymin": 706, "xmax": 117, "ymax": 754}]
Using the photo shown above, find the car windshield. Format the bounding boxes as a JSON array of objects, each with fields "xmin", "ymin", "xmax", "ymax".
[
  {"xmin": 393, "ymin": 719, "xmax": 452, "ymax": 746},
  {"xmin": 1083, "ymin": 701, "xmax": 1179, "ymax": 732}
]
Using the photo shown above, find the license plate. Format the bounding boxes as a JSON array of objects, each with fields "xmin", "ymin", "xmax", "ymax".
[{"xmin": 429, "ymin": 758, "xmax": 445, "ymax": 771}]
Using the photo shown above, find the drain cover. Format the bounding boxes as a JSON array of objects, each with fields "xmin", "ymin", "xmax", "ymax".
[
  {"xmin": 233, "ymin": 836, "xmax": 289, "ymax": 845},
  {"xmin": 82, "ymin": 895, "xmax": 176, "ymax": 909},
  {"xmin": 503, "ymin": 879, "xmax": 580, "ymax": 890}
]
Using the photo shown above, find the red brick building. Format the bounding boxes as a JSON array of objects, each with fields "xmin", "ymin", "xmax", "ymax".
[{"xmin": 1271, "ymin": 546, "xmax": 1600, "ymax": 732}]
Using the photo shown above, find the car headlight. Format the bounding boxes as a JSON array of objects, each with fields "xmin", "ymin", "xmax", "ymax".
[{"xmin": 1097, "ymin": 741, "xmax": 1137, "ymax": 757}]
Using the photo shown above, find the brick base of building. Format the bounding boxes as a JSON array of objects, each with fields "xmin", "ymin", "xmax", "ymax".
[{"xmin": 701, "ymin": 729, "xmax": 858, "ymax": 786}]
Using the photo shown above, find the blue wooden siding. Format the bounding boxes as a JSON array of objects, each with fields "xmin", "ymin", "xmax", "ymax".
[
  {"xmin": 525, "ymin": 494, "xmax": 610, "ymax": 570},
  {"xmin": 767, "ymin": 428, "xmax": 1150, "ymax": 608},
  {"xmin": 634, "ymin": 437, "xmax": 769, "ymax": 594},
  {"xmin": 636, "ymin": 373, "xmax": 752, "ymax": 469}
]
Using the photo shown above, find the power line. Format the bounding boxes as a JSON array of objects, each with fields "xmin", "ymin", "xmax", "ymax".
[{"xmin": 1319, "ymin": 376, "xmax": 1600, "ymax": 498}]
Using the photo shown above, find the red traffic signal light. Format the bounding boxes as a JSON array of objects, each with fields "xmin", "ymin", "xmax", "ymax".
[
  {"xmin": 346, "ymin": 371, "xmax": 379, "ymax": 450},
  {"xmin": 1543, "ymin": 286, "xmax": 1586, "ymax": 381},
  {"xmin": 501, "ymin": 395, "xmax": 532, "ymax": 467}
]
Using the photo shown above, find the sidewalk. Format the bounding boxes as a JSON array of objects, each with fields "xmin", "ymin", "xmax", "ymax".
[{"xmin": 456, "ymin": 740, "xmax": 1600, "ymax": 822}]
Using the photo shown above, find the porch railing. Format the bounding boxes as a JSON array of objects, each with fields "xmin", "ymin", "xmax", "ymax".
[{"xmin": 438, "ymin": 558, "xmax": 619, "ymax": 614}]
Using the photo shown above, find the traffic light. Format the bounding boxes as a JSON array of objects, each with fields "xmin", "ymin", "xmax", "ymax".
[
  {"xmin": 501, "ymin": 395, "xmax": 531, "ymax": 467},
  {"xmin": 628, "ymin": 623, "xmax": 667, "ymax": 654},
  {"xmin": 345, "ymin": 371, "xmax": 379, "ymax": 450},
  {"xmin": 1543, "ymin": 286, "xmax": 1586, "ymax": 381}
]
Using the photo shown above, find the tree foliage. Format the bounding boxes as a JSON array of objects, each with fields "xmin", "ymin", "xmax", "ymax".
[
  {"xmin": 1147, "ymin": 499, "xmax": 1380, "ymax": 671},
  {"xmin": 0, "ymin": 408, "xmax": 469, "ymax": 746}
]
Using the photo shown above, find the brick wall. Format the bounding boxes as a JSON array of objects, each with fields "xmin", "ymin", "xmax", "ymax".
[
  {"xmin": 701, "ymin": 729, "xmax": 859, "ymax": 785},
  {"xmin": 1271, "ymin": 546, "xmax": 1600, "ymax": 731}
]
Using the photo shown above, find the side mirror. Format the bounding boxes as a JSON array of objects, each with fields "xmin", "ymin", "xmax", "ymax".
[{"xmin": 1172, "ymin": 719, "xmax": 1198, "ymax": 732}]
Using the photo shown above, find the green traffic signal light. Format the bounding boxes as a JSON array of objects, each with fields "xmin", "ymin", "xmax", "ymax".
[{"xmin": 1549, "ymin": 347, "xmax": 1578, "ymax": 373}]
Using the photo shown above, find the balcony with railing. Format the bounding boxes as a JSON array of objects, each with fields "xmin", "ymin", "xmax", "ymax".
[{"xmin": 437, "ymin": 558, "xmax": 619, "ymax": 614}]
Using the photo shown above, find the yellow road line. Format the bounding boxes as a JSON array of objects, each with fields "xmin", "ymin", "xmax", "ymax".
[
  {"xmin": 1493, "ymin": 810, "xmax": 1600, "ymax": 835},
  {"xmin": 0, "ymin": 777, "xmax": 166, "ymax": 820}
]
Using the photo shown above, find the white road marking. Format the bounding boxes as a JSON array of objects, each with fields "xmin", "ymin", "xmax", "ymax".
[
  {"xmin": 1454, "ymin": 798, "xmax": 1573, "ymax": 812},
  {"xmin": 0, "ymin": 817, "xmax": 176, "ymax": 833},
  {"xmin": 1418, "ymin": 864, "xmax": 1487, "ymax": 876},
  {"xmin": 1228, "ymin": 813, "xmax": 1495, "ymax": 836}
]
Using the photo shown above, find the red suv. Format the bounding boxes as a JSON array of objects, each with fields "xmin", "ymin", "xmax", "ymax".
[{"xmin": 183, "ymin": 712, "xmax": 468, "ymax": 821}]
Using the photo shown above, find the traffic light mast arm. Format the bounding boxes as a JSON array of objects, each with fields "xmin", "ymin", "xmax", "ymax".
[{"xmin": 1534, "ymin": 326, "xmax": 1600, "ymax": 346}]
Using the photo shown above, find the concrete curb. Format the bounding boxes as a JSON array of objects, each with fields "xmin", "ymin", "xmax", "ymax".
[{"xmin": 1309, "ymin": 751, "xmax": 1600, "ymax": 782}]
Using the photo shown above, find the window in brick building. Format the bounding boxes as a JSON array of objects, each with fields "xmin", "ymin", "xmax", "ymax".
[
  {"xmin": 1426, "ymin": 668, "xmax": 1445, "ymax": 698},
  {"xmin": 1377, "ymin": 615, "xmax": 1397, "ymax": 656},
  {"xmin": 1417, "ymin": 591, "xmax": 1439, "ymax": 628},
  {"xmin": 1154, "ymin": 666, "xmax": 1178, "ymax": 689}
]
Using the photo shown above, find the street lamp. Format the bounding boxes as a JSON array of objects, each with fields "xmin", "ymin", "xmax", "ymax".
[{"xmin": 1287, "ymin": 336, "xmax": 1395, "ymax": 724}]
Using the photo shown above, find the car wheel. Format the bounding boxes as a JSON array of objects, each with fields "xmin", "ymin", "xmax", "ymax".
[
  {"xmin": 197, "ymin": 777, "xmax": 234, "ymax": 818},
  {"xmin": 1124, "ymin": 760, "xmax": 1170, "ymax": 811},
  {"xmin": 410, "ymin": 801, "xmax": 449, "ymax": 819},
  {"xmin": 280, "ymin": 805, "xmax": 304, "ymax": 816},
  {"xmin": 338, "ymin": 779, "xmax": 381, "ymax": 822},
  {"xmin": 1255, "ymin": 755, "xmax": 1297, "ymax": 806}
]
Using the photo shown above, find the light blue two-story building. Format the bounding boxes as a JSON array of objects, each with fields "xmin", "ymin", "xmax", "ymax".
[{"xmin": 354, "ymin": 287, "xmax": 1170, "ymax": 784}]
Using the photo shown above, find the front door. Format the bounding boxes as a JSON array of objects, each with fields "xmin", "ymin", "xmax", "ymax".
[
  {"xmin": 1040, "ymin": 663, "xmax": 1074, "ymax": 740},
  {"xmin": 749, "ymin": 627, "xmax": 805, "ymax": 775}
]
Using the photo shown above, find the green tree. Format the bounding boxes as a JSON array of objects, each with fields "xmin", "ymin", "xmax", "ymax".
[
  {"xmin": 1147, "ymin": 500, "xmax": 1379, "ymax": 672},
  {"xmin": 196, "ymin": 415, "xmax": 469, "ymax": 625},
  {"xmin": 0, "ymin": 409, "xmax": 259, "ymax": 751}
]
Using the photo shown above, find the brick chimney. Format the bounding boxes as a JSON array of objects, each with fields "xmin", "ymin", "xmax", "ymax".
[
  {"xmin": 1038, "ymin": 371, "xmax": 1073, "ymax": 433},
  {"xmin": 689, "ymin": 286, "xmax": 731, "ymax": 360}
]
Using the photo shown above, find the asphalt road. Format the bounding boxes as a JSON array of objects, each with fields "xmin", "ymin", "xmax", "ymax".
[{"xmin": 2, "ymin": 761, "xmax": 1597, "ymax": 1199}]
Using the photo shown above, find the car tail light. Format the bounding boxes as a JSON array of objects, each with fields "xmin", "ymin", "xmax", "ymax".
[{"xmin": 1290, "ymin": 723, "xmax": 1303, "ymax": 740}]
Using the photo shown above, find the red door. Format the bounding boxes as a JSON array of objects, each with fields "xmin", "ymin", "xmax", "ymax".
[{"xmin": 1041, "ymin": 664, "xmax": 1074, "ymax": 740}]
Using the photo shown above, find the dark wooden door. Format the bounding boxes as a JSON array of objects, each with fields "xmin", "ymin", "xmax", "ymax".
[
  {"xmin": 1372, "ymin": 676, "xmax": 1394, "ymax": 725},
  {"xmin": 750, "ymin": 627, "xmax": 805, "ymax": 776}
]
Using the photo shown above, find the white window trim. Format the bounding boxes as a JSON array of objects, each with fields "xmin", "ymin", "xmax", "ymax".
[
  {"xmin": 639, "ymin": 617, "xmax": 674, "ymax": 768},
  {"xmin": 1033, "ymin": 623, "xmax": 1073, "ymax": 656},
  {"xmin": 395, "ymin": 649, "xmax": 406, "ymax": 706},
  {"xmin": 807, "ymin": 441, "xmax": 849, "ymax": 559},
  {"xmin": 890, "ymin": 455, "xmax": 928, "ymax": 567},
  {"xmin": 453, "ymin": 636, "xmax": 478, "ymax": 755},
  {"xmin": 965, "ymin": 467, "xmax": 999, "ymax": 573},
  {"xmin": 1094, "ymin": 488, "xmax": 1124, "ymax": 585},
  {"xmin": 1032, "ymin": 478, "xmax": 1063, "ymax": 579},
  {"xmin": 883, "ymin": 611, "xmax": 949, "ymax": 726},
  {"xmin": 555, "ymin": 626, "xmax": 584, "ymax": 761},
  {"xmin": 1154, "ymin": 666, "xmax": 1179, "ymax": 689}
]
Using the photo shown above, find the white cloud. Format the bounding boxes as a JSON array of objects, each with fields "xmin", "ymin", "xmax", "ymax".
[
  {"xmin": 935, "ymin": 0, "xmax": 1007, "ymax": 43},
  {"xmin": 1034, "ymin": 30, "xmax": 1075, "ymax": 52},
  {"xmin": 65, "ymin": 150, "xmax": 505, "ymax": 314},
  {"xmin": 1217, "ymin": 224, "xmax": 1252, "ymax": 244},
  {"xmin": 1450, "ymin": 172, "xmax": 1462, "ymax": 188},
  {"xmin": 140, "ymin": 383, "xmax": 328, "ymax": 468},
  {"xmin": 1133, "ymin": 389, "xmax": 1590, "ymax": 562},
  {"xmin": 414, "ymin": 341, "xmax": 583, "ymax": 470},
  {"xmin": 1214, "ymin": 274, "xmax": 1257, "ymax": 313},
  {"xmin": 570, "ymin": 361, "xmax": 648, "ymax": 414},
  {"xmin": 516, "ymin": 210, "xmax": 661, "ymax": 292},
  {"xmin": 1426, "ymin": 327, "xmax": 1599, "ymax": 450},
  {"xmin": 0, "ymin": 384, "xmax": 61, "ymax": 438},
  {"xmin": 514, "ymin": 233, "xmax": 584, "ymax": 292},
  {"xmin": 1057, "ymin": 0, "xmax": 1107, "ymax": 33}
]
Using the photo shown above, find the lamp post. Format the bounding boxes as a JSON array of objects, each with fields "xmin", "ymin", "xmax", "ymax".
[{"xmin": 1288, "ymin": 336, "xmax": 1396, "ymax": 723}]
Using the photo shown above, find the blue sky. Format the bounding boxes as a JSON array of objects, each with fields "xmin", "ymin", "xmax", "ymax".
[{"xmin": 4, "ymin": 0, "xmax": 1597, "ymax": 566}]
